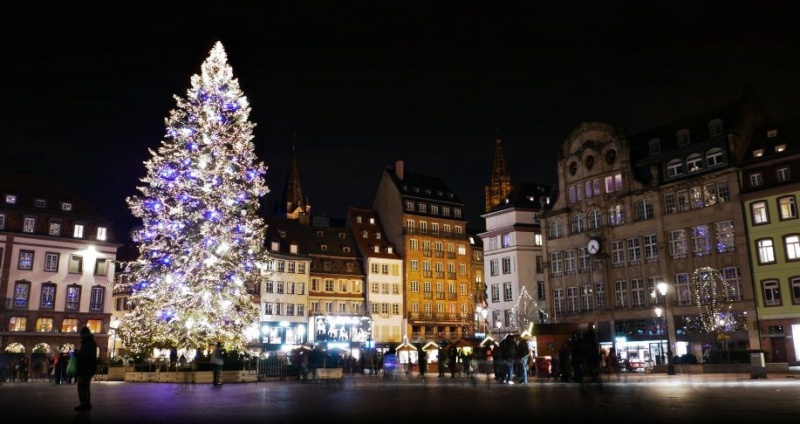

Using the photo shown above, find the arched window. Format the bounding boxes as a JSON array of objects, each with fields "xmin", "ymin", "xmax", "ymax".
[
  {"xmin": 570, "ymin": 213, "xmax": 585, "ymax": 234},
  {"xmin": 587, "ymin": 209, "xmax": 602, "ymax": 229},
  {"xmin": 608, "ymin": 205, "xmax": 624, "ymax": 226},
  {"xmin": 706, "ymin": 148, "xmax": 724, "ymax": 167},
  {"xmin": 686, "ymin": 153, "xmax": 703, "ymax": 172},
  {"xmin": 547, "ymin": 219, "xmax": 562, "ymax": 239},
  {"xmin": 666, "ymin": 159, "xmax": 683, "ymax": 178}
]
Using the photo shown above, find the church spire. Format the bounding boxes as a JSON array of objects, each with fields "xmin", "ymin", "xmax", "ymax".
[
  {"xmin": 282, "ymin": 139, "xmax": 311, "ymax": 221},
  {"xmin": 484, "ymin": 137, "xmax": 513, "ymax": 212}
]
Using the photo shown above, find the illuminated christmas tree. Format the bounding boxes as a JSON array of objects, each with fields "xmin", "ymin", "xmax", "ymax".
[{"xmin": 119, "ymin": 41, "xmax": 268, "ymax": 356}]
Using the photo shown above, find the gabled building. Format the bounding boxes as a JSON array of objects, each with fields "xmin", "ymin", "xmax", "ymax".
[
  {"xmin": 373, "ymin": 160, "xmax": 474, "ymax": 343},
  {"xmin": 479, "ymin": 181, "xmax": 553, "ymax": 340},
  {"xmin": 739, "ymin": 116, "xmax": 800, "ymax": 366},
  {"xmin": 346, "ymin": 207, "xmax": 404, "ymax": 348},
  {"xmin": 0, "ymin": 172, "xmax": 121, "ymax": 366},
  {"xmin": 304, "ymin": 216, "xmax": 369, "ymax": 352},
  {"xmin": 261, "ymin": 216, "xmax": 313, "ymax": 351}
]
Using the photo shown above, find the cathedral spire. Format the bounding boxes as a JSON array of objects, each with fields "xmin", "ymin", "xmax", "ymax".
[
  {"xmin": 484, "ymin": 137, "xmax": 513, "ymax": 212},
  {"xmin": 282, "ymin": 139, "xmax": 311, "ymax": 221}
]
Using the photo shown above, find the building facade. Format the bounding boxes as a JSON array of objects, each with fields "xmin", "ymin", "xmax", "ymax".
[
  {"xmin": 544, "ymin": 89, "xmax": 764, "ymax": 366},
  {"xmin": 0, "ymin": 172, "xmax": 120, "ymax": 370},
  {"xmin": 479, "ymin": 181, "xmax": 553, "ymax": 340},
  {"xmin": 740, "ymin": 116, "xmax": 800, "ymax": 366},
  {"xmin": 304, "ymin": 216, "xmax": 369, "ymax": 353},
  {"xmin": 262, "ymin": 216, "xmax": 313, "ymax": 352},
  {"xmin": 373, "ymin": 160, "xmax": 475, "ymax": 343},
  {"xmin": 346, "ymin": 207, "xmax": 404, "ymax": 348}
]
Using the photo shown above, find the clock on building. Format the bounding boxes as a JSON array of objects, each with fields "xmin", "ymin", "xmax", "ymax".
[{"xmin": 587, "ymin": 238, "xmax": 600, "ymax": 255}]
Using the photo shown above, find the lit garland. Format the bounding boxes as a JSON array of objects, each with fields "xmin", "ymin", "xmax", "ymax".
[
  {"xmin": 691, "ymin": 266, "xmax": 735, "ymax": 333},
  {"xmin": 119, "ymin": 41, "xmax": 268, "ymax": 356}
]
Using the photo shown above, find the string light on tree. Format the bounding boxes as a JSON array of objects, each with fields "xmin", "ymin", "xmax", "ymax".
[
  {"xmin": 119, "ymin": 41, "xmax": 268, "ymax": 356},
  {"xmin": 691, "ymin": 266, "xmax": 735, "ymax": 334}
]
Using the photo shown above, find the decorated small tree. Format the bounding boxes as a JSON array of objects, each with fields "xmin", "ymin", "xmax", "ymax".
[{"xmin": 119, "ymin": 41, "xmax": 268, "ymax": 357}]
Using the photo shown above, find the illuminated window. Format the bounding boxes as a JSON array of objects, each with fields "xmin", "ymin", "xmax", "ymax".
[
  {"xmin": 14, "ymin": 281, "xmax": 30, "ymax": 307},
  {"xmin": 73, "ymin": 224, "xmax": 84, "ymax": 238},
  {"xmin": 35, "ymin": 318, "xmax": 54, "ymax": 332},
  {"xmin": 18, "ymin": 250, "xmax": 34, "ymax": 270},
  {"xmin": 9, "ymin": 316, "xmax": 26, "ymax": 331},
  {"xmin": 96, "ymin": 226, "xmax": 107, "ymax": 241},
  {"xmin": 61, "ymin": 318, "xmax": 78, "ymax": 333}
]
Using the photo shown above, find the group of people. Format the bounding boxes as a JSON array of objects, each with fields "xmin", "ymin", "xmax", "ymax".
[
  {"xmin": 489, "ymin": 334, "xmax": 533, "ymax": 384},
  {"xmin": 295, "ymin": 344, "xmax": 326, "ymax": 383}
]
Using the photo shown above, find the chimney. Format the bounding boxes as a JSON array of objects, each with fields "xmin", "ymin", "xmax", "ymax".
[{"xmin": 395, "ymin": 160, "xmax": 404, "ymax": 180}]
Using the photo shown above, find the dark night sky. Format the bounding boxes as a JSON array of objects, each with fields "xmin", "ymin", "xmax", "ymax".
[{"xmin": 3, "ymin": 2, "xmax": 800, "ymax": 243}]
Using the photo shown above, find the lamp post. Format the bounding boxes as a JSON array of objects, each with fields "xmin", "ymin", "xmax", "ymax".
[
  {"xmin": 654, "ymin": 307, "xmax": 665, "ymax": 366},
  {"xmin": 657, "ymin": 282, "xmax": 676, "ymax": 375},
  {"xmin": 110, "ymin": 318, "xmax": 120, "ymax": 360}
]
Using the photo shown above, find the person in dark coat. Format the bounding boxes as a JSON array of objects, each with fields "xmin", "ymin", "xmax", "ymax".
[
  {"xmin": 74, "ymin": 326, "xmax": 98, "ymax": 411},
  {"xmin": 418, "ymin": 350, "xmax": 427, "ymax": 376},
  {"xmin": 499, "ymin": 334, "xmax": 517, "ymax": 384}
]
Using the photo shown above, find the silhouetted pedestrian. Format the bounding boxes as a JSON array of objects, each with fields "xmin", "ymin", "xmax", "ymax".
[{"xmin": 74, "ymin": 326, "xmax": 98, "ymax": 411}]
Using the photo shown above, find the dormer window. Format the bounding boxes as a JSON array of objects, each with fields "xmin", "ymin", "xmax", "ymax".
[
  {"xmin": 375, "ymin": 232, "xmax": 381, "ymax": 239},
  {"xmin": 61, "ymin": 202, "xmax": 72, "ymax": 211},
  {"xmin": 648, "ymin": 138, "xmax": 661, "ymax": 155},
  {"xmin": 677, "ymin": 129, "xmax": 691, "ymax": 146},
  {"xmin": 338, "ymin": 232, "xmax": 346, "ymax": 239},
  {"xmin": 369, "ymin": 217, "xmax": 375, "ymax": 224},
  {"xmin": 316, "ymin": 230, "xmax": 324, "ymax": 237},
  {"xmin": 356, "ymin": 216, "xmax": 362, "ymax": 223},
  {"xmin": 775, "ymin": 144, "xmax": 786, "ymax": 153},
  {"xmin": 424, "ymin": 189, "xmax": 432, "ymax": 195},
  {"xmin": 373, "ymin": 245, "xmax": 380, "ymax": 253},
  {"xmin": 753, "ymin": 149, "xmax": 764, "ymax": 158},
  {"xmin": 5, "ymin": 194, "xmax": 17, "ymax": 204},
  {"xmin": 413, "ymin": 187, "xmax": 420, "ymax": 193},
  {"xmin": 96, "ymin": 226, "xmax": 107, "ymax": 241},
  {"xmin": 361, "ymin": 230, "xmax": 368, "ymax": 238},
  {"xmin": 387, "ymin": 247, "xmax": 393, "ymax": 254},
  {"xmin": 708, "ymin": 119, "xmax": 724, "ymax": 137},
  {"xmin": 34, "ymin": 198, "xmax": 47, "ymax": 208},
  {"xmin": 271, "ymin": 241, "xmax": 280, "ymax": 251},
  {"xmin": 436, "ymin": 191, "xmax": 443, "ymax": 196},
  {"xmin": 342, "ymin": 246, "xmax": 351, "ymax": 252},
  {"xmin": 290, "ymin": 244, "xmax": 298, "ymax": 254},
  {"xmin": 767, "ymin": 129, "xmax": 778, "ymax": 138},
  {"xmin": 320, "ymin": 244, "xmax": 328, "ymax": 251}
]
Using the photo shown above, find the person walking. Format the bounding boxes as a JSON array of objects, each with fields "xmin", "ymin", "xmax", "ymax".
[
  {"xmin": 437, "ymin": 346, "xmax": 446, "ymax": 377},
  {"xmin": 210, "ymin": 342, "xmax": 225, "ymax": 386},
  {"xmin": 74, "ymin": 326, "xmax": 98, "ymax": 411},
  {"xmin": 517, "ymin": 338, "xmax": 531, "ymax": 384}
]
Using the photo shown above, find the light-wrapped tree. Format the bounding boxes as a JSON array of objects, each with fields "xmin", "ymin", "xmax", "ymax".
[{"xmin": 119, "ymin": 41, "xmax": 268, "ymax": 356}]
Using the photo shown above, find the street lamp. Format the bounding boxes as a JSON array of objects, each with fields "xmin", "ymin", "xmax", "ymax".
[
  {"xmin": 110, "ymin": 318, "xmax": 121, "ymax": 360},
  {"xmin": 657, "ymin": 282, "xmax": 676, "ymax": 375},
  {"xmin": 654, "ymin": 307, "xmax": 665, "ymax": 366}
]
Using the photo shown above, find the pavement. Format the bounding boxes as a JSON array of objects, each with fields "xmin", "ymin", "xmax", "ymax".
[{"xmin": 2, "ymin": 370, "xmax": 799, "ymax": 424}]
